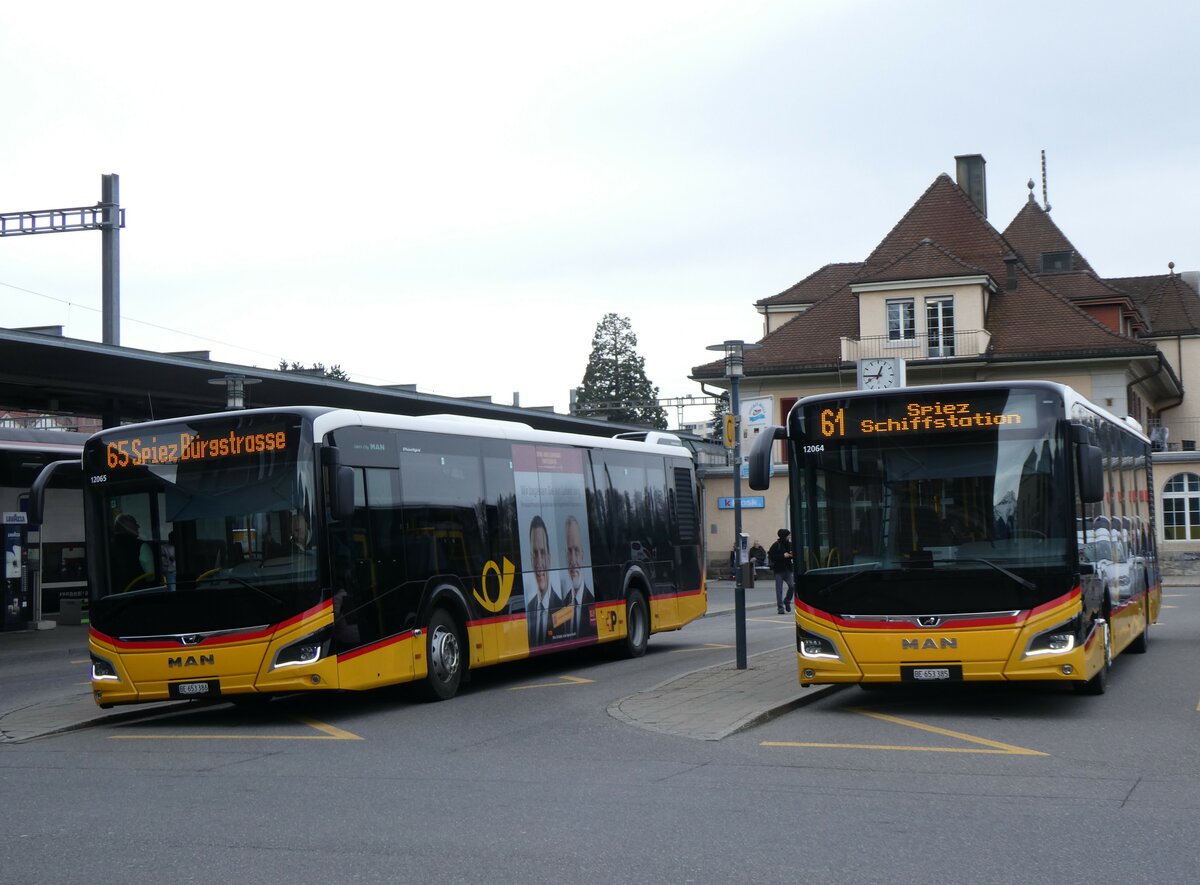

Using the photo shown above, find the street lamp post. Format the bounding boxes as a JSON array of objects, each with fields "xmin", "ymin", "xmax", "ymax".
[{"xmin": 707, "ymin": 339, "xmax": 761, "ymax": 669}]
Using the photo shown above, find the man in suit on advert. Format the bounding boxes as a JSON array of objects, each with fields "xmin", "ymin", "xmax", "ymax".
[
  {"xmin": 560, "ymin": 514, "xmax": 596, "ymax": 639},
  {"xmin": 527, "ymin": 515, "xmax": 561, "ymax": 647}
]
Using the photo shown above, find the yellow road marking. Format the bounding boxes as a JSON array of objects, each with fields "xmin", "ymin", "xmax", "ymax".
[
  {"xmin": 509, "ymin": 674, "xmax": 594, "ymax": 691},
  {"xmin": 1164, "ymin": 594, "xmax": 1186, "ymax": 598},
  {"xmin": 1163, "ymin": 605, "xmax": 1178, "ymax": 609},
  {"xmin": 110, "ymin": 716, "xmax": 363, "ymax": 741},
  {"xmin": 762, "ymin": 707, "xmax": 1046, "ymax": 756},
  {"xmin": 71, "ymin": 659, "xmax": 89, "ymax": 665},
  {"xmin": 675, "ymin": 643, "xmax": 734, "ymax": 653},
  {"xmin": 761, "ymin": 741, "xmax": 1021, "ymax": 755}
]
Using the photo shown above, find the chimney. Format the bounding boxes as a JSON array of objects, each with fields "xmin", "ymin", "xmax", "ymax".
[
  {"xmin": 1004, "ymin": 255, "xmax": 1019, "ymax": 291},
  {"xmin": 955, "ymin": 154, "xmax": 987, "ymax": 218}
]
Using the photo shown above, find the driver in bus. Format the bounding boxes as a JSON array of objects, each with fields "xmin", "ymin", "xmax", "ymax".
[
  {"xmin": 111, "ymin": 513, "xmax": 155, "ymax": 592},
  {"xmin": 290, "ymin": 510, "xmax": 314, "ymax": 554}
]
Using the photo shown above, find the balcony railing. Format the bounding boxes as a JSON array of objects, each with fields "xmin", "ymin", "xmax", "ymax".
[
  {"xmin": 1148, "ymin": 419, "xmax": 1200, "ymax": 453},
  {"xmin": 841, "ymin": 329, "xmax": 991, "ymax": 363}
]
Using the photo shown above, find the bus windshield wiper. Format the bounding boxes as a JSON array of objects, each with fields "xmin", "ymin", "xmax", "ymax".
[
  {"xmin": 211, "ymin": 574, "xmax": 289, "ymax": 608},
  {"xmin": 949, "ymin": 557, "xmax": 1037, "ymax": 593},
  {"xmin": 813, "ymin": 563, "xmax": 880, "ymax": 597}
]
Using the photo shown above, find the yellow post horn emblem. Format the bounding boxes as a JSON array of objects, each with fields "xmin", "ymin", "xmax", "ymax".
[{"xmin": 474, "ymin": 557, "xmax": 515, "ymax": 613}]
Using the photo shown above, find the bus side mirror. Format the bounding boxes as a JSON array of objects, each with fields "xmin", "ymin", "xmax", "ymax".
[
  {"xmin": 321, "ymin": 447, "xmax": 356, "ymax": 522},
  {"xmin": 28, "ymin": 459, "xmax": 81, "ymax": 526},
  {"xmin": 1079, "ymin": 444, "xmax": 1104, "ymax": 504},
  {"xmin": 748, "ymin": 425, "xmax": 784, "ymax": 491},
  {"xmin": 334, "ymin": 466, "xmax": 355, "ymax": 522}
]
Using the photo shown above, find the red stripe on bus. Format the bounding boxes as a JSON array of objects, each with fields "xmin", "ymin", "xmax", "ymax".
[
  {"xmin": 337, "ymin": 630, "xmax": 415, "ymax": 662},
  {"xmin": 91, "ymin": 599, "xmax": 333, "ymax": 649},
  {"xmin": 797, "ymin": 585, "xmax": 1082, "ymax": 630},
  {"xmin": 469, "ymin": 612, "xmax": 526, "ymax": 627}
]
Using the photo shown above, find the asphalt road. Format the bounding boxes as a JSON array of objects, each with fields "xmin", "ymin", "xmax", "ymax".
[{"xmin": 2, "ymin": 594, "xmax": 1198, "ymax": 884}]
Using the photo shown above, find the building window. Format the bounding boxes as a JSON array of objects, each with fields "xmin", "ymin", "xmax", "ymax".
[
  {"xmin": 926, "ymin": 296, "xmax": 955, "ymax": 357},
  {"xmin": 887, "ymin": 299, "xmax": 915, "ymax": 342},
  {"xmin": 1041, "ymin": 250, "xmax": 1073, "ymax": 272},
  {"xmin": 1162, "ymin": 473, "xmax": 1200, "ymax": 540}
]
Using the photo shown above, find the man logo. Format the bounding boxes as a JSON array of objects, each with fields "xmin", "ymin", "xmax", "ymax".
[
  {"xmin": 167, "ymin": 654, "xmax": 215, "ymax": 668},
  {"xmin": 902, "ymin": 638, "xmax": 957, "ymax": 650}
]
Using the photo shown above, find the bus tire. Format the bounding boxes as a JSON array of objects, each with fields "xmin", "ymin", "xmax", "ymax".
[
  {"xmin": 422, "ymin": 607, "xmax": 464, "ymax": 701},
  {"xmin": 622, "ymin": 589, "xmax": 649, "ymax": 658}
]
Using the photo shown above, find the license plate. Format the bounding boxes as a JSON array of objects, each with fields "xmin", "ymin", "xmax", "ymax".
[
  {"xmin": 901, "ymin": 664, "xmax": 962, "ymax": 682},
  {"xmin": 169, "ymin": 680, "xmax": 220, "ymax": 699},
  {"xmin": 912, "ymin": 667, "xmax": 951, "ymax": 681}
]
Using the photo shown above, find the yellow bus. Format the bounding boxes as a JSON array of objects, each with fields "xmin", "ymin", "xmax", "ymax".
[
  {"xmin": 30, "ymin": 408, "xmax": 706, "ymax": 706},
  {"xmin": 747, "ymin": 381, "xmax": 1159, "ymax": 695}
]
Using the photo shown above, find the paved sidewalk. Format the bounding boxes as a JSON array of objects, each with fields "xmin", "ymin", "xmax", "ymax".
[
  {"xmin": 0, "ymin": 577, "xmax": 803, "ymax": 744},
  {"xmin": 608, "ymin": 645, "xmax": 835, "ymax": 741}
]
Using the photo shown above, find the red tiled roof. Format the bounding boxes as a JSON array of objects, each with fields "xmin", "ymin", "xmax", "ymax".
[
  {"xmin": 1037, "ymin": 270, "xmax": 1128, "ymax": 303},
  {"xmin": 986, "ymin": 267, "xmax": 1149, "ymax": 357},
  {"xmin": 692, "ymin": 170, "xmax": 1155, "ymax": 380},
  {"xmin": 1001, "ymin": 198, "xmax": 1095, "ymax": 273},
  {"xmin": 860, "ymin": 174, "xmax": 1014, "ymax": 282},
  {"xmin": 1109, "ymin": 274, "xmax": 1200, "ymax": 335},
  {"xmin": 856, "ymin": 237, "xmax": 989, "ymax": 284},
  {"xmin": 757, "ymin": 262, "xmax": 862, "ymax": 307}
]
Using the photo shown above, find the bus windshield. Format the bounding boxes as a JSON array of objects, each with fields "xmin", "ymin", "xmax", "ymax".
[
  {"xmin": 83, "ymin": 414, "xmax": 321, "ymax": 637},
  {"xmin": 796, "ymin": 389, "xmax": 1074, "ymax": 615}
]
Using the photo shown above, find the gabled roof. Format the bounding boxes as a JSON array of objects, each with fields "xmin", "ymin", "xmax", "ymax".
[
  {"xmin": 692, "ymin": 169, "xmax": 1157, "ymax": 381},
  {"xmin": 861, "ymin": 174, "xmax": 1015, "ymax": 282},
  {"xmin": 855, "ymin": 237, "xmax": 991, "ymax": 285},
  {"xmin": 1035, "ymin": 270, "xmax": 1127, "ymax": 303},
  {"xmin": 1002, "ymin": 197, "xmax": 1095, "ymax": 273},
  {"xmin": 985, "ymin": 267, "xmax": 1150, "ymax": 358},
  {"xmin": 1109, "ymin": 273, "xmax": 1200, "ymax": 336},
  {"xmin": 756, "ymin": 262, "xmax": 862, "ymax": 307}
]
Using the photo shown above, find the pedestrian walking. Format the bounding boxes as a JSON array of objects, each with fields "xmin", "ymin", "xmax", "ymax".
[{"xmin": 768, "ymin": 528, "xmax": 795, "ymax": 613}]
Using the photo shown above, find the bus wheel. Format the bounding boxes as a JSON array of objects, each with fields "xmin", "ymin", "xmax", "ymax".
[
  {"xmin": 1075, "ymin": 619, "xmax": 1110, "ymax": 695},
  {"xmin": 622, "ymin": 589, "xmax": 649, "ymax": 658},
  {"xmin": 423, "ymin": 608, "xmax": 464, "ymax": 701}
]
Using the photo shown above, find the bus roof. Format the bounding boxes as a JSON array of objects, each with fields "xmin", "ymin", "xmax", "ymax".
[{"xmin": 88, "ymin": 406, "xmax": 693, "ymax": 459}]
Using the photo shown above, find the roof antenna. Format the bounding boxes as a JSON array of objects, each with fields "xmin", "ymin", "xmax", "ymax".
[{"xmin": 1041, "ymin": 149, "xmax": 1051, "ymax": 213}]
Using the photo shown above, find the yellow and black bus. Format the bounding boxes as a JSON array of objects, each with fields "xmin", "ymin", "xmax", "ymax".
[
  {"xmin": 747, "ymin": 381, "xmax": 1159, "ymax": 695},
  {"xmin": 30, "ymin": 408, "xmax": 706, "ymax": 706}
]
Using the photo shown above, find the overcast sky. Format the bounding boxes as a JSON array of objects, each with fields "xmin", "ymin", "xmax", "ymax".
[{"xmin": 2, "ymin": 1, "xmax": 1197, "ymax": 425}]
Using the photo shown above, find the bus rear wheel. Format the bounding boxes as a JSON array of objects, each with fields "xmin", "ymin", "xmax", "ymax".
[
  {"xmin": 622, "ymin": 589, "xmax": 649, "ymax": 658},
  {"xmin": 423, "ymin": 608, "xmax": 464, "ymax": 701}
]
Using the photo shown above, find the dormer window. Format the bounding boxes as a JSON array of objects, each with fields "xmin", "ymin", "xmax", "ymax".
[{"xmin": 1041, "ymin": 250, "xmax": 1073, "ymax": 272}]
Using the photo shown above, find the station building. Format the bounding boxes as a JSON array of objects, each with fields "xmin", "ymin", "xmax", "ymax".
[{"xmin": 693, "ymin": 154, "xmax": 1200, "ymax": 575}]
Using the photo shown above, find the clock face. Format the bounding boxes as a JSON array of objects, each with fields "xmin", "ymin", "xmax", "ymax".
[{"xmin": 861, "ymin": 358, "xmax": 898, "ymax": 389}]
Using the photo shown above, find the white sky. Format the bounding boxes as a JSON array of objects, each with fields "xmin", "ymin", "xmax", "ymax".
[{"xmin": 2, "ymin": 1, "xmax": 1197, "ymax": 426}]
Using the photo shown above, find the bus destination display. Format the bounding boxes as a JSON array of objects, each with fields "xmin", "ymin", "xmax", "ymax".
[
  {"xmin": 809, "ymin": 393, "xmax": 1041, "ymax": 440},
  {"xmin": 102, "ymin": 427, "xmax": 291, "ymax": 470}
]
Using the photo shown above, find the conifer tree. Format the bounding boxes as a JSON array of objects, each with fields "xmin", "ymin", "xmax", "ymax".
[{"xmin": 575, "ymin": 313, "xmax": 667, "ymax": 429}]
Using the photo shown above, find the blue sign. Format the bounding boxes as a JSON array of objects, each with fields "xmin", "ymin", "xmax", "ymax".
[{"xmin": 717, "ymin": 496, "xmax": 765, "ymax": 510}]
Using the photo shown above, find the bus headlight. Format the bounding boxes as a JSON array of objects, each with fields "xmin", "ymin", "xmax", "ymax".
[
  {"xmin": 272, "ymin": 627, "xmax": 332, "ymax": 669},
  {"xmin": 91, "ymin": 654, "xmax": 120, "ymax": 681},
  {"xmin": 797, "ymin": 625, "xmax": 841, "ymax": 661},
  {"xmin": 1024, "ymin": 617, "xmax": 1078, "ymax": 657}
]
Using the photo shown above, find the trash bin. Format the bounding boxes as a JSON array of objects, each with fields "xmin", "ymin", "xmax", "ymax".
[{"xmin": 59, "ymin": 597, "xmax": 83, "ymax": 626}]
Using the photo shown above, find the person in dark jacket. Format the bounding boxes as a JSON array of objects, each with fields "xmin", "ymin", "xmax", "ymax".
[{"xmin": 767, "ymin": 528, "xmax": 795, "ymax": 614}]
